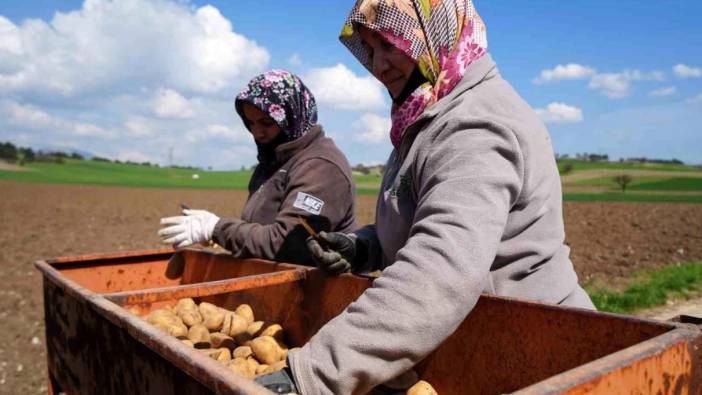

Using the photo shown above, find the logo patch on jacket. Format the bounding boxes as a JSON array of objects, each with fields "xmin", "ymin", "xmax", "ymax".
[{"xmin": 293, "ymin": 192, "xmax": 324, "ymax": 215}]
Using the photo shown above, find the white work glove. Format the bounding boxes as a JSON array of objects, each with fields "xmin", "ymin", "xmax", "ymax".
[{"xmin": 158, "ymin": 209, "xmax": 220, "ymax": 249}]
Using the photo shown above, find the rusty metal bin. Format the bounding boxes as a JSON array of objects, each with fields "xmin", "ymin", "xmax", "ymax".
[{"xmin": 36, "ymin": 249, "xmax": 702, "ymax": 394}]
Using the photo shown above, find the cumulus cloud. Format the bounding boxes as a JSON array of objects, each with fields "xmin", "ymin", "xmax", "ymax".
[
  {"xmin": 2, "ymin": 100, "xmax": 114, "ymax": 138},
  {"xmin": 153, "ymin": 89, "xmax": 195, "ymax": 119},
  {"xmin": 588, "ymin": 70, "xmax": 665, "ymax": 98},
  {"xmin": 533, "ymin": 64, "xmax": 596, "ymax": 84},
  {"xmin": 535, "ymin": 102, "xmax": 583, "ymax": 124},
  {"xmin": 673, "ymin": 64, "xmax": 702, "ymax": 79},
  {"xmin": 352, "ymin": 113, "xmax": 391, "ymax": 144},
  {"xmin": 0, "ymin": 0, "xmax": 269, "ymax": 98},
  {"xmin": 185, "ymin": 123, "xmax": 250, "ymax": 144},
  {"xmin": 648, "ymin": 86, "xmax": 677, "ymax": 97},
  {"xmin": 304, "ymin": 64, "xmax": 386, "ymax": 111}
]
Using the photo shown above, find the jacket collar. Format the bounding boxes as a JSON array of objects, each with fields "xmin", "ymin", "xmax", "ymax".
[
  {"xmin": 275, "ymin": 125, "xmax": 323, "ymax": 164},
  {"xmin": 420, "ymin": 52, "xmax": 498, "ymax": 122}
]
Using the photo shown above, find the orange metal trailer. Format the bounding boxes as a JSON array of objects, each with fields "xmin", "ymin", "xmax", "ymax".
[{"xmin": 35, "ymin": 249, "xmax": 702, "ymax": 394}]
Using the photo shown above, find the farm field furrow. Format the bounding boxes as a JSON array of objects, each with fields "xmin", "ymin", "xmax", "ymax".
[{"xmin": 1, "ymin": 180, "xmax": 701, "ymax": 394}]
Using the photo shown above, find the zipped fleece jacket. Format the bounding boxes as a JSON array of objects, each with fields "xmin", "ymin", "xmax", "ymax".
[
  {"xmin": 289, "ymin": 54, "xmax": 595, "ymax": 395},
  {"xmin": 213, "ymin": 126, "xmax": 357, "ymax": 264}
]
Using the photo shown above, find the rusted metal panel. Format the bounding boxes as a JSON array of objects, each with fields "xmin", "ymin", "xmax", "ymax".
[
  {"xmin": 105, "ymin": 269, "xmax": 307, "ymax": 306},
  {"xmin": 516, "ymin": 327, "xmax": 702, "ymax": 395},
  {"xmin": 39, "ymin": 259, "xmax": 274, "ymax": 395}
]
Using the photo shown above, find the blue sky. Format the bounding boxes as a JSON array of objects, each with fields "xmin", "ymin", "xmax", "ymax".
[{"xmin": 1, "ymin": 0, "xmax": 700, "ymax": 168}]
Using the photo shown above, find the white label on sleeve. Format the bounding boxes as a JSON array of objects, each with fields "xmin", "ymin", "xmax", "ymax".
[{"xmin": 293, "ymin": 192, "xmax": 324, "ymax": 215}]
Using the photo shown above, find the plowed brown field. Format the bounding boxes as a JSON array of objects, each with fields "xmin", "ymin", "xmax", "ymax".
[{"xmin": 1, "ymin": 180, "xmax": 701, "ymax": 394}]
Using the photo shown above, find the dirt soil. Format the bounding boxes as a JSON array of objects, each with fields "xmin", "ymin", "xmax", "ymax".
[{"xmin": 1, "ymin": 180, "xmax": 701, "ymax": 394}]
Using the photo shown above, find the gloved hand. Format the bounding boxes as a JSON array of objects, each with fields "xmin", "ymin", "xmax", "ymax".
[
  {"xmin": 306, "ymin": 231, "xmax": 358, "ymax": 275},
  {"xmin": 254, "ymin": 367, "xmax": 298, "ymax": 394},
  {"xmin": 158, "ymin": 209, "xmax": 220, "ymax": 249}
]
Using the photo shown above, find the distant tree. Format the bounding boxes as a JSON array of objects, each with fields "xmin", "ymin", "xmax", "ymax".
[
  {"xmin": 613, "ymin": 175, "xmax": 633, "ymax": 193},
  {"xmin": 70, "ymin": 152, "xmax": 84, "ymax": 160},
  {"xmin": 0, "ymin": 142, "xmax": 18, "ymax": 162},
  {"xmin": 560, "ymin": 162, "xmax": 574, "ymax": 175},
  {"xmin": 92, "ymin": 156, "xmax": 111, "ymax": 162}
]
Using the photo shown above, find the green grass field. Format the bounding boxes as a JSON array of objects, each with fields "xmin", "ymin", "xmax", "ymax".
[
  {"xmin": 558, "ymin": 160, "xmax": 701, "ymax": 173},
  {"xmin": 2, "ymin": 159, "xmax": 701, "ymax": 203},
  {"xmin": 586, "ymin": 262, "xmax": 702, "ymax": 313}
]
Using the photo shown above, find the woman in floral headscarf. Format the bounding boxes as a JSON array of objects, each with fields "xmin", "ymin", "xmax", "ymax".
[
  {"xmin": 278, "ymin": 1, "xmax": 595, "ymax": 393},
  {"xmin": 159, "ymin": 70, "xmax": 357, "ymax": 265}
]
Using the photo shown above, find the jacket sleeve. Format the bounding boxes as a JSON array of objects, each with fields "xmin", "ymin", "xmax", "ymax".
[
  {"xmin": 212, "ymin": 157, "xmax": 355, "ymax": 261},
  {"xmin": 289, "ymin": 121, "xmax": 524, "ymax": 395}
]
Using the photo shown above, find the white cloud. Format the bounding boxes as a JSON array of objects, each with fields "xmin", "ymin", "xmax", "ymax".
[
  {"xmin": 185, "ymin": 123, "xmax": 250, "ymax": 144},
  {"xmin": 153, "ymin": 89, "xmax": 195, "ymax": 119},
  {"xmin": 124, "ymin": 117, "xmax": 155, "ymax": 138},
  {"xmin": 3, "ymin": 100, "xmax": 114, "ymax": 138},
  {"xmin": 535, "ymin": 102, "xmax": 583, "ymax": 124},
  {"xmin": 533, "ymin": 64, "xmax": 596, "ymax": 84},
  {"xmin": 305, "ymin": 64, "xmax": 386, "ymax": 111},
  {"xmin": 588, "ymin": 70, "xmax": 665, "ymax": 98},
  {"xmin": 648, "ymin": 86, "xmax": 677, "ymax": 97},
  {"xmin": 0, "ymin": 0, "xmax": 269, "ymax": 98},
  {"xmin": 687, "ymin": 93, "xmax": 702, "ymax": 104},
  {"xmin": 353, "ymin": 113, "xmax": 391, "ymax": 143},
  {"xmin": 116, "ymin": 149, "xmax": 152, "ymax": 163},
  {"xmin": 288, "ymin": 53, "xmax": 302, "ymax": 67},
  {"xmin": 673, "ymin": 64, "xmax": 702, "ymax": 79}
]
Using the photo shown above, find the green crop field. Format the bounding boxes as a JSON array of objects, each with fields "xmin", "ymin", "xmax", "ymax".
[
  {"xmin": 2, "ymin": 159, "xmax": 702, "ymax": 203},
  {"xmin": 574, "ymin": 176, "xmax": 702, "ymax": 192},
  {"xmin": 558, "ymin": 160, "xmax": 701, "ymax": 173}
]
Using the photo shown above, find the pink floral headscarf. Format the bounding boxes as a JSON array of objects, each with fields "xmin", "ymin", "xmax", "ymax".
[{"xmin": 340, "ymin": 0, "xmax": 488, "ymax": 149}]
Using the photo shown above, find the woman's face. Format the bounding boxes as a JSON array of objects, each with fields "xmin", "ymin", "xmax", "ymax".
[
  {"xmin": 242, "ymin": 103, "xmax": 283, "ymax": 145},
  {"xmin": 358, "ymin": 26, "xmax": 416, "ymax": 100}
]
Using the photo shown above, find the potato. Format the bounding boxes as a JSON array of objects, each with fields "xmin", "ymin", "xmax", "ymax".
[
  {"xmin": 154, "ymin": 322, "xmax": 188, "ymax": 338},
  {"xmin": 228, "ymin": 357, "xmax": 256, "ymax": 378},
  {"xmin": 233, "ymin": 346, "xmax": 253, "ymax": 359},
  {"xmin": 216, "ymin": 347, "xmax": 232, "ymax": 362},
  {"xmin": 246, "ymin": 356, "xmax": 260, "ymax": 373},
  {"xmin": 406, "ymin": 381, "xmax": 438, "ymax": 395},
  {"xmin": 202, "ymin": 309, "xmax": 225, "ymax": 331},
  {"xmin": 235, "ymin": 304, "xmax": 254, "ymax": 325},
  {"xmin": 188, "ymin": 324, "xmax": 211, "ymax": 348},
  {"xmin": 184, "ymin": 312, "xmax": 204, "ymax": 327},
  {"xmin": 234, "ymin": 332, "xmax": 253, "ymax": 347},
  {"xmin": 198, "ymin": 302, "xmax": 220, "ymax": 317},
  {"xmin": 260, "ymin": 324, "xmax": 285, "ymax": 343},
  {"xmin": 255, "ymin": 364, "xmax": 270, "ymax": 376},
  {"xmin": 181, "ymin": 339, "xmax": 194, "ymax": 348},
  {"xmin": 246, "ymin": 321, "xmax": 266, "ymax": 337},
  {"xmin": 176, "ymin": 298, "xmax": 197, "ymax": 312},
  {"xmin": 146, "ymin": 308, "xmax": 175, "ymax": 324},
  {"xmin": 210, "ymin": 333, "xmax": 236, "ymax": 349},
  {"xmin": 228, "ymin": 314, "xmax": 249, "ymax": 338},
  {"xmin": 251, "ymin": 335, "xmax": 285, "ymax": 365},
  {"xmin": 199, "ymin": 348, "xmax": 222, "ymax": 359}
]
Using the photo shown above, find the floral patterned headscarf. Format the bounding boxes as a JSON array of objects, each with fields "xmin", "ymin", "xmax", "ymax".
[
  {"xmin": 235, "ymin": 70, "xmax": 318, "ymax": 142},
  {"xmin": 340, "ymin": 0, "xmax": 488, "ymax": 149}
]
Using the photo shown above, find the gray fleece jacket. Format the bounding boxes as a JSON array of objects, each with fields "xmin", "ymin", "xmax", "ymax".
[{"xmin": 289, "ymin": 54, "xmax": 594, "ymax": 395}]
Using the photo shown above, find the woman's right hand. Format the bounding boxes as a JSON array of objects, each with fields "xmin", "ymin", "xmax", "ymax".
[{"xmin": 306, "ymin": 231, "xmax": 357, "ymax": 275}]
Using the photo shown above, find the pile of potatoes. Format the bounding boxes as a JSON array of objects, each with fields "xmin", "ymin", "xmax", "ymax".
[{"xmin": 143, "ymin": 298, "xmax": 293, "ymax": 378}]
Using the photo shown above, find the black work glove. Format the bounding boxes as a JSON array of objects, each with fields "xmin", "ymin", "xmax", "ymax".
[
  {"xmin": 306, "ymin": 231, "xmax": 364, "ymax": 275},
  {"xmin": 254, "ymin": 367, "xmax": 297, "ymax": 394}
]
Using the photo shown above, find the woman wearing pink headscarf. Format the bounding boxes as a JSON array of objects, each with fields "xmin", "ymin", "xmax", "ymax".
[{"xmin": 259, "ymin": 1, "xmax": 595, "ymax": 393}]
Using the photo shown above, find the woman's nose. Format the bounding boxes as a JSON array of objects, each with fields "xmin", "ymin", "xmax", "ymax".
[{"xmin": 372, "ymin": 52, "xmax": 390, "ymax": 76}]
